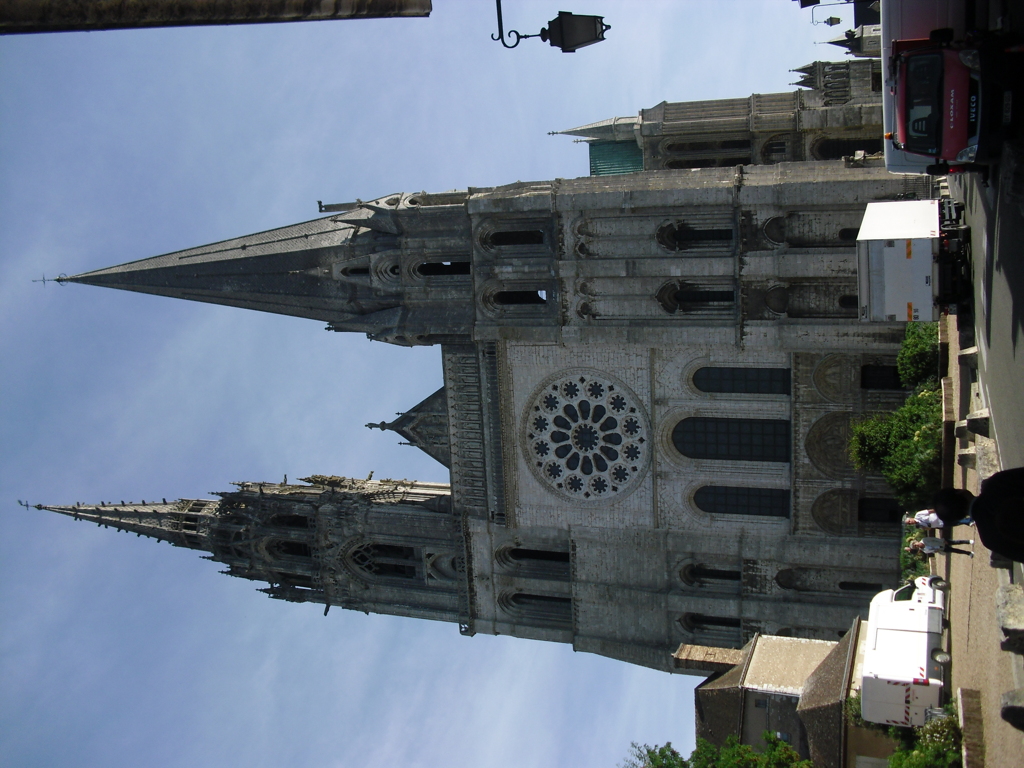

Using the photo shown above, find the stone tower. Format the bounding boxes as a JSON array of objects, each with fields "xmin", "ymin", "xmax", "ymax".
[
  {"xmin": 559, "ymin": 58, "xmax": 883, "ymax": 176},
  {"xmin": 50, "ymin": 157, "xmax": 933, "ymax": 674}
]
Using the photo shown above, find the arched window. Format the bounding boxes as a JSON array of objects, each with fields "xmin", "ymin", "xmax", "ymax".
[
  {"xmin": 680, "ymin": 563, "xmax": 742, "ymax": 585},
  {"xmin": 692, "ymin": 367, "xmax": 791, "ymax": 395},
  {"xmin": 488, "ymin": 230, "xmax": 545, "ymax": 247},
  {"xmin": 349, "ymin": 543, "xmax": 419, "ymax": 580},
  {"xmin": 507, "ymin": 548, "xmax": 571, "ymax": 581},
  {"xmin": 694, "ymin": 486, "xmax": 790, "ymax": 517},
  {"xmin": 494, "ymin": 290, "xmax": 547, "ymax": 305},
  {"xmin": 271, "ymin": 540, "xmax": 312, "ymax": 559},
  {"xmin": 838, "ymin": 228, "xmax": 859, "ymax": 242},
  {"xmin": 665, "ymin": 158, "xmax": 718, "ymax": 169},
  {"xmin": 672, "ymin": 418, "xmax": 790, "ymax": 462},
  {"xmin": 501, "ymin": 592, "xmax": 573, "ymax": 628},
  {"xmin": 857, "ymin": 498, "xmax": 902, "ymax": 524},
  {"xmin": 270, "ymin": 514, "xmax": 309, "ymax": 529},
  {"xmin": 838, "ymin": 294, "xmax": 859, "ymax": 309},
  {"xmin": 680, "ymin": 613, "xmax": 741, "ymax": 631},
  {"xmin": 666, "ymin": 141, "xmax": 715, "ymax": 152},
  {"xmin": 657, "ymin": 222, "xmax": 733, "ymax": 251},
  {"xmin": 838, "ymin": 581, "xmax": 884, "ymax": 592},
  {"xmin": 656, "ymin": 282, "xmax": 735, "ymax": 314},
  {"xmin": 762, "ymin": 217, "xmax": 786, "ymax": 245},
  {"xmin": 417, "ymin": 260, "xmax": 471, "ymax": 277},
  {"xmin": 860, "ymin": 365, "xmax": 903, "ymax": 390}
]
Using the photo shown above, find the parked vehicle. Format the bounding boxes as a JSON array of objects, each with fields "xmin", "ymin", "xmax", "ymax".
[
  {"xmin": 856, "ymin": 198, "xmax": 970, "ymax": 322},
  {"xmin": 860, "ymin": 575, "xmax": 949, "ymax": 727},
  {"xmin": 881, "ymin": 0, "xmax": 969, "ymax": 175}
]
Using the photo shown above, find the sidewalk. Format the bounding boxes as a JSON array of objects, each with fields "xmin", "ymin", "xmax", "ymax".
[{"xmin": 937, "ymin": 312, "xmax": 1024, "ymax": 768}]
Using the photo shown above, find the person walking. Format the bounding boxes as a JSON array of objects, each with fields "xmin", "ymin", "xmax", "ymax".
[
  {"xmin": 933, "ymin": 467, "xmax": 1024, "ymax": 562},
  {"xmin": 906, "ymin": 536, "xmax": 974, "ymax": 558},
  {"xmin": 904, "ymin": 508, "xmax": 972, "ymax": 529}
]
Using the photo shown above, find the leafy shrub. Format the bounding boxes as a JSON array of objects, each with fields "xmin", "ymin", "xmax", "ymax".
[
  {"xmin": 888, "ymin": 713, "xmax": 961, "ymax": 768},
  {"xmin": 622, "ymin": 735, "xmax": 812, "ymax": 768},
  {"xmin": 897, "ymin": 322, "xmax": 940, "ymax": 388},
  {"xmin": 849, "ymin": 384, "xmax": 943, "ymax": 508}
]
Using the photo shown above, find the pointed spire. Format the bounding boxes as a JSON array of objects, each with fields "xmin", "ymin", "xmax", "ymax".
[
  {"xmin": 31, "ymin": 498, "xmax": 216, "ymax": 550},
  {"xmin": 64, "ymin": 214, "xmax": 405, "ymax": 324},
  {"xmin": 552, "ymin": 115, "xmax": 640, "ymax": 143},
  {"xmin": 63, "ymin": 190, "xmax": 476, "ymax": 346},
  {"xmin": 367, "ymin": 387, "xmax": 451, "ymax": 468}
]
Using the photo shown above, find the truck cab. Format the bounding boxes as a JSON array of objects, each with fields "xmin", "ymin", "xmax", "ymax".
[{"xmin": 888, "ymin": 37, "xmax": 984, "ymax": 174}]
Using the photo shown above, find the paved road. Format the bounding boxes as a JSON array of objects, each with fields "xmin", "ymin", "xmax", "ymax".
[{"xmin": 947, "ymin": 42, "xmax": 1024, "ymax": 469}]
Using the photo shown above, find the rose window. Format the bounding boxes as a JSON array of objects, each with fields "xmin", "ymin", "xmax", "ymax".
[{"xmin": 522, "ymin": 370, "xmax": 651, "ymax": 501}]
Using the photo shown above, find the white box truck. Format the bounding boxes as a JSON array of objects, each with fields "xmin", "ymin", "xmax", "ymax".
[
  {"xmin": 856, "ymin": 198, "xmax": 970, "ymax": 322},
  {"xmin": 860, "ymin": 575, "xmax": 950, "ymax": 727}
]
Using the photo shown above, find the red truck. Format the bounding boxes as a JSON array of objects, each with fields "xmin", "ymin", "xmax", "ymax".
[{"xmin": 885, "ymin": 32, "xmax": 1001, "ymax": 176}]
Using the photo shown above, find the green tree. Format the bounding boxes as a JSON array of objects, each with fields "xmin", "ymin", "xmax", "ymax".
[
  {"xmin": 848, "ymin": 384, "xmax": 942, "ymax": 508},
  {"xmin": 621, "ymin": 735, "xmax": 812, "ymax": 768},
  {"xmin": 896, "ymin": 322, "xmax": 940, "ymax": 388}
]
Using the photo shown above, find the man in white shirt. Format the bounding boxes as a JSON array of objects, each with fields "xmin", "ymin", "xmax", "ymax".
[{"xmin": 905, "ymin": 508, "xmax": 973, "ymax": 529}]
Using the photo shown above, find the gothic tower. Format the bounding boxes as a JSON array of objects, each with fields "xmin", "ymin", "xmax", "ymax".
[
  {"xmin": 557, "ymin": 58, "xmax": 884, "ymax": 175},
  {"xmin": 49, "ymin": 157, "xmax": 933, "ymax": 675}
]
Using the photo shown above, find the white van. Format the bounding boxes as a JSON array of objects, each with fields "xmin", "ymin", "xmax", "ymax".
[{"xmin": 860, "ymin": 575, "xmax": 949, "ymax": 727}]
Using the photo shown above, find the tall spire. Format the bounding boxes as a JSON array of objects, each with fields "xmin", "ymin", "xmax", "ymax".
[
  {"xmin": 66, "ymin": 212, "xmax": 402, "ymax": 324},
  {"xmin": 29, "ymin": 498, "xmax": 217, "ymax": 551},
  {"xmin": 32, "ymin": 476, "xmax": 464, "ymax": 619},
  {"xmin": 65, "ymin": 192, "xmax": 476, "ymax": 345}
]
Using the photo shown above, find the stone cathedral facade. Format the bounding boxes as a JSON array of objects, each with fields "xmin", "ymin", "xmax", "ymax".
[{"xmin": 40, "ymin": 83, "xmax": 935, "ymax": 675}]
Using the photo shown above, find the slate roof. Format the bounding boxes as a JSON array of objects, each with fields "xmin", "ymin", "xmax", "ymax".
[
  {"xmin": 796, "ymin": 619, "xmax": 862, "ymax": 768},
  {"xmin": 693, "ymin": 639, "xmax": 754, "ymax": 746}
]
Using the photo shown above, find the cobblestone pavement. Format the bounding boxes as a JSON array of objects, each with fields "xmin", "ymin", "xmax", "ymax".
[{"xmin": 936, "ymin": 313, "xmax": 1023, "ymax": 768}]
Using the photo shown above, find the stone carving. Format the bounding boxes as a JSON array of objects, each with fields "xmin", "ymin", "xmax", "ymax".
[
  {"xmin": 810, "ymin": 489, "xmax": 859, "ymax": 535},
  {"xmin": 805, "ymin": 411, "xmax": 855, "ymax": 478},
  {"xmin": 812, "ymin": 354, "xmax": 858, "ymax": 403},
  {"xmin": 521, "ymin": 369, "xmax": 650, "ymax": 502}
]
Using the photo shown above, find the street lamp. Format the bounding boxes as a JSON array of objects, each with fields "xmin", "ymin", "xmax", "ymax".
[{"xmin": 493, "ymin": 0, "xmax": 609, "ymax": 52}]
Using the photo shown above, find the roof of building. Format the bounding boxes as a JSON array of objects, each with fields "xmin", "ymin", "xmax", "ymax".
[
  {"xmin": 744, "ymin": 635, "xmax": 837, "ymax": 696},
  {"xmin": 694, "ymin": 638, "xmax": 755, "ymax": 746},
  {"xmin": 796, "ymin": 619, "xmax": 863, "ymax": 768}
]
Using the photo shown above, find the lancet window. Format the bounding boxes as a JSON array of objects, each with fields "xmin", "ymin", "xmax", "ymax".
[
  {"xmin": 487, "ymin": 230, "xmax": 545, "ymax": 247},
  {"xmin": 498, "ymin": 547, "xmax": 571, "ymax": 581},
  {"xmin": 672, "ymin": 418, "xmax": 791, "ymax": 462},
  {"xmin": 349, "ymin": 543, "xmax": 419, "ymax": 580},
  {"xmin": 860, "ymin": 365, "xmax": 903, "ymax": 390},
  {"xmin": 693, "ymin": 486, "xmax": 790, "ymax": 517},
  {"xmin": 656, "ymin": 222, "xmax": 733, "ymax": 251},
  {"xmin": 500, "ymin": 591, "xmax": 573, "ymax": 628},
  {"xmin": 692, "ymin": 367, "xmax": 791, "ymax": 395}
]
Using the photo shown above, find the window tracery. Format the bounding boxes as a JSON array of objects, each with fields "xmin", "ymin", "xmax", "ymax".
[
  {"xmin": 348, "ymin": 543, "xmax": 419, "ymax": 580},
  {"xmin": 521, "ymin": 370, "xmax": 651, "ymax": 502}
]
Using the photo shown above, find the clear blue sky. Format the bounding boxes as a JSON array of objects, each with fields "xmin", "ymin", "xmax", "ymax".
[{"xmin": 0, "ymin": 3, "xmax": 860, "ymax": 766}]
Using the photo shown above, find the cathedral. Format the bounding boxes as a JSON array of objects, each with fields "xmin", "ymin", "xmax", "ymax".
[{"xmin": 36, "ymin": 64, "xmax": 933, "ymax": 676}]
